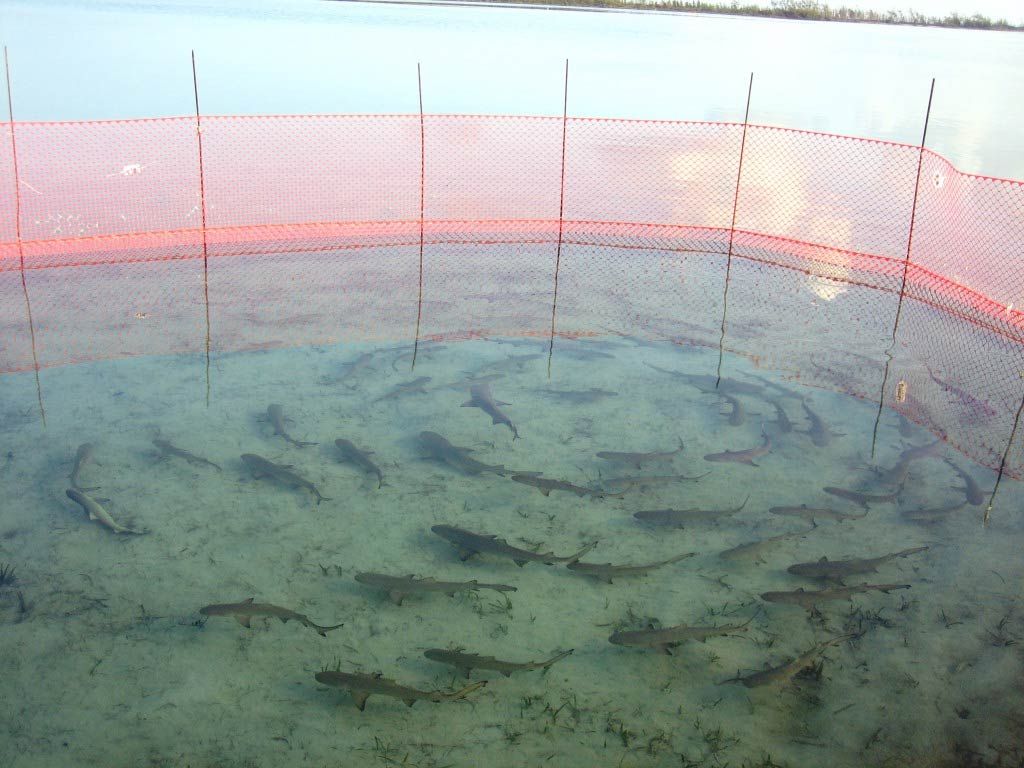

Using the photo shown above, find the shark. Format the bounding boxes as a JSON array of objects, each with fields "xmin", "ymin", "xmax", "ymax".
[
  {"xmin": 265, "ymin": 404, "xmax": 317, "ymax": 448},
  {"xmin": 431, "ymin": 524, "xmax": 596, "ymax": 566},
  {"xmin": 760, "ymin": 584, "xmax": 911, "ymax": 610},
  {"xmin": 945, "ymin": 458, "xmax": 986, "ymax": 506},
  {"xmin": 769, "ymin": 505, "xmax": 867, "ymax": 525},
  {"xmin": 462, "ymin": 383, "xmax": 519, "ymax": 439},
  {"xmin": 822, "ymin": 483, "xmax": 902, "ymax": 510},
  {"xmin": 799, "ymin": 400, "xmax": 843, "ymax": 447},
  {"xmin": 600, "ymin": 472, "xmax": 709, "ymax": 493},
  {"xmin": 876, "ymin": 440, "xmax": 944, "ymax": 487},
  {"xmin": 315, "ymin": 669, "xmax": 486, "ymax": 711},
  {"xmin": 424, "ymin": 648, "xmax": 573, "ymax": 678},
  {"xmin": 153, "ymin": 438, "xmax": 221, "ymax": 471},
  {"xmin": 721, "ymin": 634, "xmax": 854, "ymax": 688},
  {"xmin": 374, "ymin": 376, "xmax": 431, "ymax": 404},
  {"xmin": 354, "ymin": 573, "xmax": 516, "ymax": 606},
  {"xmin": 566, "ymin": 553, "xmax": 694, "ymax": 583},
  {"xmin": 418, "ymin": 431, "xmax": 506, "ymax": 476},
  {"xmin": 66, "ymin": 488, "xmax": 145, "ymax": 535},
  {"xmin": 718, "ymin": 393, "xmax": 747, "ymax": 426},
  {"xmin": 717, "ymin": 528, "xmax": 813, "ymax": 563},
  {"xmin": 609, "ymin": 618, "xmax": 752, "ymax": 655},
  {"xmin": 596, "ymin": 439, "xmax": 685, "ymax": 468},
  {"xmin": 199, "ymin": 598, "xmax": 343, "ymax": 636},
  {"xmin": 703, "ymin": 433, "xmax": 771, "ymax": 466},
  {"xmin": 633, "ymin": 496, "xmax": 749, "ymax": 527},
  {"xmin": 334, "ymin": 438, "xmax": 384, "ymax": 489},
  {"xmin": 70, "ymin": 443, "xmax": 100, "ymax": 491},
  {"xmin": 511, "ymin": 473, "xmax": 622, "ymax": 499},
  {"xmin": 241, "ymin": 453, "xmax": 330, "ymax": 504},
  {"xmin": 787, "ymin": 546, "xmax": 928, "ymax": 582}
]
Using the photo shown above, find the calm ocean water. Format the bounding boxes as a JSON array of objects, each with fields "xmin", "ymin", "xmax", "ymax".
[{"xmin": 1, "ymin": 0, "xmax": 1023, "ymax": 177}]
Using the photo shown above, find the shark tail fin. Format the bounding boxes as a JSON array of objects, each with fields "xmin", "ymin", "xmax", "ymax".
[
  {"xmin": 565, "ymin": 540, "xmax": 598, "ymax": 564},
  {"xmin": 316, "ymin": 622, "xmax": 345, "ymax": 636},
  {"xmin": 667, "ymin": 552, "xmax": 697, "ymax": 565},
  {"xmin": 541, "ymin": 649, "xmax": 574, "ymax": 671},
  {"xmin": 447, "ymin": 680, "xmax": 487, "ymax": 701}
]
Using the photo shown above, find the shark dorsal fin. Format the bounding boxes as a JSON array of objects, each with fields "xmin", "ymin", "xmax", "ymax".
[
  {"xmin": 818, "ymin": 556, "xmax": 828, "ymax": 562},
  {"xmin": 372, "ymin": 672, "xmax": 383, "ymax": 679},
  {"xmin": 243, "ymin": 597, "xmax": 255, "ymax": 604}
]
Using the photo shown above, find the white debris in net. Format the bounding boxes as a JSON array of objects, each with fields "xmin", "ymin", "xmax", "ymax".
[{"xmin": 107, "ymin": 163, "xmax": 146, "ymax": 177}]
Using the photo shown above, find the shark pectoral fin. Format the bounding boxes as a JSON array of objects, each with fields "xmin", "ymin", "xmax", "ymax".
[
  {"xmin": 352, "ymin": 692, "xmax": 370, "ymax": 711},
  {"xmin": 496, "ymin": 400, "xmax": 511, "ymax": 406},
  {"xmin": 444, "ymin": 591, "xmax": 457, "ymax": 598},
  {"xmin": 87, "ymin": 511, "xmax": 98, "ymax": 520},
  {"xmin": 388, "ymin": 591, "xmax": 406, "ymax": 606},
  {"xmin": 603, "ymin": 577, "xmax": 614, "ymax": 585},
  {"xmin": 501, "ymin": 670, "xmax": 512, "ymax": 677},
  {"xmin": 403, "ymin": 698, "xmax": 417, "ymax": 708},
  {"xmin": 234, "ymin": 615, "xmax": 252, "ymax": 628},
  {"xmin": 457, "ymin": 547, "xmax": 476, "ymax": 562},
  {"xmin": 658, "ymin": 644, "xmax": 674, "ymax": 656},
  {"xmin": 540, "ymin": 488, "xmax": 551, "ymax": 497},
  {"xmin": 460, "ymin": 400, "xmax": 474, "ymax": 407},
  {"xmin": 242, "ymin": 598, "xmax": 255, "ymax": 604},
  {"xmin": 513, "ymin": 559, "xmax": 529, "ymax": 567},
  {"xmin": 818, "ymin": 556, "xmax": 828, "ymax": 562}
]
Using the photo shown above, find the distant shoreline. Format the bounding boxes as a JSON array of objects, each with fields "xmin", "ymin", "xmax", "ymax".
[{"xmin": 333, "ymin": 0, "xmax": 1024, "ymax": 31}]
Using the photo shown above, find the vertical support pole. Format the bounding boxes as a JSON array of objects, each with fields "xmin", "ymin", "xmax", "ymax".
[
  {"xmin": 546, "ymin": 59, "xmax": 569, "ymax": 380},
  {"xmin": 985, "ymin": 385, "xmax": 1024, "ymax": 526},
  {"xmin": 869, "ymin": 78, "xmax": 935, "ymax": 458},
  {"xmin": 715, "ymin": 72, "xmax": 753, "ymax": 389},
  {"xmin": 3, "ymin": 46, "xmax": 46, "ymax": 426},
  {"xmin": 191, "ymin": 51, "xmax": 212, "ymax": 407},
  {"xmin": 411, "ymin": 63, "xmax": 426, "ymax": 370}
]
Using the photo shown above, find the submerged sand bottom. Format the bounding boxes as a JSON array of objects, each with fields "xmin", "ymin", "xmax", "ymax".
[{"xmin": 0, "ymin": 337, "xmax": 1022, "ymax": 768}]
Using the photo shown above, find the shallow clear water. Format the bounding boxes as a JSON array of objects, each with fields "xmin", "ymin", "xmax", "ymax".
[{"xmin": 1, "ymin": 336, "xmax": 1021, "ymax": 767}]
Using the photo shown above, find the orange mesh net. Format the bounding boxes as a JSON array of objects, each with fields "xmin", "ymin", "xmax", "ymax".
[{"xmin": 1, "ymin": 113, "xmax": 1023, "ymax": 475}]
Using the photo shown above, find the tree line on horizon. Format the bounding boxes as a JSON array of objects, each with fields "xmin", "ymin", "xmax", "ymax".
[{"xmin": 468, "ymin": 0, "xmax": 1022, "ymax": 30}]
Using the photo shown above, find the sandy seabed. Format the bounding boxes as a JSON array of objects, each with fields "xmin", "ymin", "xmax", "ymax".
[{"xmin": 0, "ymin": 336, "xmax": 1022, "ymax": 768}]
